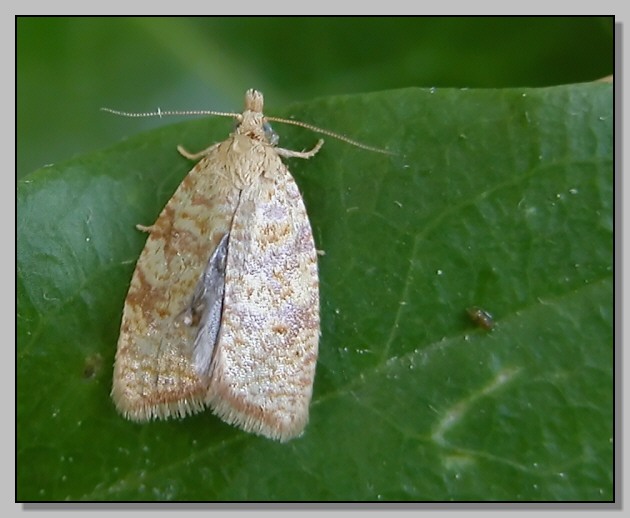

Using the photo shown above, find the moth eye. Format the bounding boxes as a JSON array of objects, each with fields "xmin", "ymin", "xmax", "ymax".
[{"xmin": 263, "ymin": 121, "xmax": 279, "ymax": 146}]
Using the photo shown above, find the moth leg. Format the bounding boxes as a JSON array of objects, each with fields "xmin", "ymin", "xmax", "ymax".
[
  {"xmin": 177, "ymin": 144, "xmax": 217, "ymax": 161},
  {"xmin": 135, "ymin": 223, "xmax": 156, "ymax": 233},
  {"xmin": 275, "ymin": 139, "xmax": 324, "ymax": 159}
]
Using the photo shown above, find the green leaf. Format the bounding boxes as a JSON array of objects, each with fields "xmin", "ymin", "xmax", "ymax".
[{"xmin": 17, "ymin": 84, "xmax": 613, "ymax": 501}]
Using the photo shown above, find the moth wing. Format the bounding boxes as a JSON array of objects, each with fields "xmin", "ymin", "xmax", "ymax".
[
  {"xmin": 207, "ymin": 163, "xmax": 320, "ymax": 442},
  {"xmin": 189, "ymin": 232, "xmax": 229, "ymax": 376},
  {"xmin": 112, "ymin": 148, "xmax": 239, "ymax": 421}
]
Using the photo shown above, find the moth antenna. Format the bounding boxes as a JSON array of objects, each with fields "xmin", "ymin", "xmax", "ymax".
[
  {"xmin": 101, "ymin": 106, "xmax": 394, "ymax": 155},
  {"xmin": 266, "ymin": 116, "xmax": 395, "ymax": 155},
  {"xmin": 100, "ymin": 107, "xmax": 241, "ymax": 119}
]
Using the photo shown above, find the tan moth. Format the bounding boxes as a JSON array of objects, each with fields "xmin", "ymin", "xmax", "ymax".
[{"xmin": 109, "ymin": 90, "xmax": 389, "ymax": 442}]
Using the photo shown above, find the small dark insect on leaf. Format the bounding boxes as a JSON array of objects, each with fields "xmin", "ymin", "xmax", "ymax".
[{"xmin": 466, "ymin": 306, "xmax": 495, "ymax": 330}]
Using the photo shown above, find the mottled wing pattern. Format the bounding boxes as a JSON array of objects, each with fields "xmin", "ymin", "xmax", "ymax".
[
  {"xmin": 207, "ymin": 152, "xmax": 320, "ymax": 442},
  {"xmin": 112, "ymin": 143, "xmax": 240, "ymax": 421}
]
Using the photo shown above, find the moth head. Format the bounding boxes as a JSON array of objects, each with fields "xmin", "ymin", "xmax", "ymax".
[
  {"xmin": 236, "ymin": 90, "xmax": 276, "ymax": 144},
  {"xmin": 244, "ymin": 89, "xmax": 264, "ymax": 113}
]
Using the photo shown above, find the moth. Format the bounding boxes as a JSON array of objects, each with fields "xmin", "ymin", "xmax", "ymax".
[
  {"xmin": 111, "ymin": 90, "xmax": 322, "ymax": 441},
  {"xmin": 109, "ymin": 89, "xmax": 389, "ymax": 441}
]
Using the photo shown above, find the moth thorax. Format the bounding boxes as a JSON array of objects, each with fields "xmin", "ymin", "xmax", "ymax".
[
  {"xmin": 263, "ymin": 121, "xmax": 279, "ymax": 145},
  {"xmin": 237, "ymin": 112, "xmax": 278, "ymax": 145}
]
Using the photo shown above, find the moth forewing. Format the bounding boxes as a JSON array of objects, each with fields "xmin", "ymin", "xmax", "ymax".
[
  {"xmin": 111, "ymin": 141, "xmax": 241, "ymax": 421},
  {"xmin": 207, "ymin": 155, "xmax": 320, "ymax": 442},
  {"xmin": 112, "ymin": 194, "xmax": 237, "ymax": 419}
]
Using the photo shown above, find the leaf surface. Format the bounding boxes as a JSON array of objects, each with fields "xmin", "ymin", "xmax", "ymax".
[{"xmin": 17, "ymin": 84, "xmax": 613, "ymax": 501}]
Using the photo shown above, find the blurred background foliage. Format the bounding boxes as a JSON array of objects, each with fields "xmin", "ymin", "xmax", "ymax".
[{"xmin": 18, "ymin": 16, "xmax": 613, "ymax": 178}]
